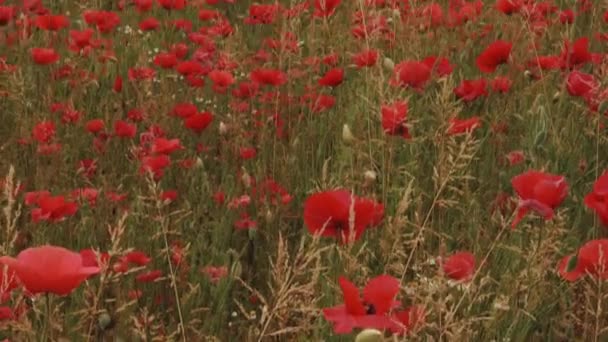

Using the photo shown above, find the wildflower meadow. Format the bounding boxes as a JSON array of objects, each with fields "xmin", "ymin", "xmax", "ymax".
[{"xmin": 1, "ymin": 0, "xmax": 608, "ymax": 340}]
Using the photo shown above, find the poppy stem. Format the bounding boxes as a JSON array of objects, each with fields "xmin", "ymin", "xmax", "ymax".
[{"xmin": 41, "ymin": 293, "xmax": 52, "ymax": 342}]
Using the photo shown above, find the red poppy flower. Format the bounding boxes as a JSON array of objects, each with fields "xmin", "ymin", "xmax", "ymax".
[
  {"xmin": 175, "ymin": 60, "xmax": 206, "ymax": 76},
  {"xmin": 0, "ymin": 6, "xmax": 15, "ymax": 26},
  {"xmin": 314, "ymin": 0, "xmax": 341, "ymax": 18},
  {"xmin": 158, "ymin": 0, "xmax": 186, "ymax": 10},
  {"xmin": 323, "ymin": 275, "xmax": 399, "ymax": 334},
  {"xmin": 381, "ymin": 101, "xmax": 411, "ymax": 139},
  {"xmin": 170, "ymin": 103, "xmax": 197, "ymax": 119},
  {"xmin": 558, "ymin": 239, "xmax": 608, "ymax": 281},
  {"xmin": 511, "ymin": 170, "xmax": 568, "ymax": 228},
  {"xmin": 153, "ymin": 52, "xmax": 178, "ymax": 69},
  {"xmin": 0, "ymin": 245, "xmax": 100, "ymax": 296},
  {"xmin": 250, "ymin": 68, "xmax": 287, "ymax": 86},
  {"xmin": 318, "ymin": 68, "xmax": 344, "ymax": 87},
  {"xmin": 113, "ymin": 75, "xmax": 123, "ymax": 92},
  {"xmin": 69, "ymin": 29, "xmax": 95, "ymax": 50},
  {"xmin": 490, "ymin": 76, "xmax": 512, "ymax": 93},
  {"xmin": 32, "ymin": 121, "xmax": 56, "ymax": 143},
  {"xmin": 128, "ymin": 67, "xmax": 156, "ymax": 81},
  {"xmin": 151, "ymin": 138, "xmax": 183, "ymax": 155},
  {"xmin": 352, "ymin": 49, "xmax": 378, "ymax": 68},
  {"xmin": 476, "ymin": 40, "xmax": 512, "ymax": 73},
  {"xmin": 0, "ymin": 264, "xmax": 18, "ymax": 301},
  {"xmin": 79, "ymin": 249, "xmax": 110, "ymax": 269},
  {"xmin": 184, "ymin": 112, "xmax": 214, "ymax": 134},
  {"xmin": 391, "ymin": 61, "xmax": 431, "ymax": 90},
  {"xmin": 139, "ymin": 17, "xmax": 159, "ymax": 31},
  {"xmin": 566, "ymin": 70, "xmax": 597, "ymax": 97},
  {"xmin": 506, "ymin": 150, "xmax": 525, "ymax": 166},
  {"xmin": 495, "ymin": 0, "xmax": 522, "ymax": 15},
  {"xmin": 442, "ymin": 251, "xmax": 476, "ymax": 282},
  {"xmin": 140, "ymin": 155, "xmax": 171, "ymax": 180},
  {"xmin": 114, "ymin": 120, "xmax": 136, "ymax": 138},
  {"xmin": 83, "ymin": 10, "xmax": 121, "ymax": 33},
  {"xmin": 303, "ymin": 190, "xmax": 384, "ymax": 244},
  {"xmin": 31, "ymin": 48, "xmax": 60, "ymax": 65},
  {"xmin": 35, "ymin": 14, "xmax": 69, "ymax": 31},
  {"xmin": 422, "ymin": 56, "xmax": 454, "ymax": 77},
  {"xmin": 454, "ymin": 79, "xmax": 487, "ymax": 102},
  {"xmin": 447, "ymin": 117, "xmax": 481, "ymax": 135},
  {"xmin": 31, "ymin": 194, "xmax": 79, "ymax": 223},
  {"xmin": 208, "ymin": 69, "xmax": 234, "ymax": 93},
  {"xmin": 244, "ymin": 3, "xmax": 280, "ymax": 24},
  {"xmin": 584, "ymin": 171, "xmax": 608, "ymax": 227},
  {"xmin": 136, "ymin": 270, "xmax": 162, "ymax": 283},
  {"xmin": 561, "ymin": 37, "xmax": 592, "ymax": 69}
]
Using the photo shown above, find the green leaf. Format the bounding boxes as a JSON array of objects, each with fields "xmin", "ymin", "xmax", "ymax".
[{"xmin": 566, "ymin": 255, "xmax": 578, "ymax": 273}]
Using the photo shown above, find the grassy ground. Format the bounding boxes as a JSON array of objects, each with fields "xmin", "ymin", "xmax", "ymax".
[{"xmin": 1, "ymin": 0, "xmax": 608, "ymax": 340}]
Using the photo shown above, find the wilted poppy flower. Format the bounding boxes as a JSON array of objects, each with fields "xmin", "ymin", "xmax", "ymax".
[
  {"xmin": 558, "ymin": 239, "xmax": 608, "ymax": 281},
  {"xmin": 381, "ymin": 101, "xmax": 410, "ymax": 139},
  {"xmin": 442, "ymin": 251, "xmax": 476, "ymax": 282},
  {"xmin": 323, "ymin": 275, "xmax": 399, "ymax": 334},
  {"xmin": 476, "ymin": 40, "xmax": 512, "ymax": 73},
  {"xmin": 584, "ymin": 171, "xmax": 608, "ymax": 227},
  {"xmin": 0, "ymin": 245, "xmax": 100, "ymax": 296},
  {"xmin": 511, "ymin": 170, "xmax": 568, "ymax": 228},
  {"xmin": 303, "ymin": 189, "xmax": 384, "ymax": 243}
]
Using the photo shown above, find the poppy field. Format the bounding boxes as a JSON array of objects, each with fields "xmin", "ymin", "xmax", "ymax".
[{"xmin": 2, "ymin": 0, "xmax": 608, "ymax": 340}]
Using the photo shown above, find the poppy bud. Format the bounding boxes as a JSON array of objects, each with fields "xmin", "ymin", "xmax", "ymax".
[
  {"xmin": 230, "ymin": 260, "xmax": 242, "ymax": 279},
  {"xmin": 219, "ymin": 121, "xmax": 228, "ymax": 135},
  {"xmin": 194, "ymin": 157, "xmax": 203, "ymax": 169},
  {"xmin": 552, "ymin": 91, "xmax": 561, "ymax": 102},
  {"xmin": 355, "ymin": 329, "xmax": 383, "ymax": 342},
  {"xmin": 383, "ymin": 57, "xmax": 395, "ymax": 71},
  {"xmin": 364, "ymin": 170, "xmax": 377, "ymax": 184},
  {"xmin": 342, "ymin": 124, "xmax": 355, "ymax": 143},
  {"xmin": 524, "ymin": 70, "xmax": 533, "ymax": 79},
  {"xmin": 241, "ymin": 169, "xmax": 252, "ymax": 188},
  {"xmin": 98, "ymin": 312, "xmax": 113, "ymax": 330}
]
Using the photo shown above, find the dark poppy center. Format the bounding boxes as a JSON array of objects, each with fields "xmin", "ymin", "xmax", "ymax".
[
  {"xmin": 365, "ymin": 303, "xmax": 376, "ymax": 315},
  {"xmin": 334, "ymin": 221, "xmax": 346, "ymax": 231}
]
